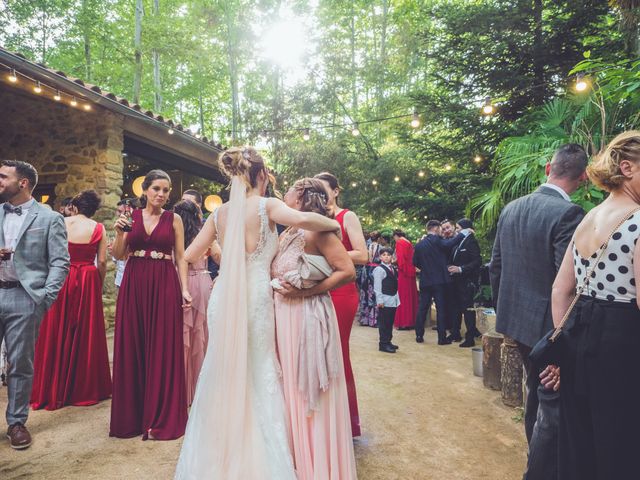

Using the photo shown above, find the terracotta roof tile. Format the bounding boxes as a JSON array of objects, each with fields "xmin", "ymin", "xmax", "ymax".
[{"xmin": 1, "ymin": 47, "xmax": 222, "ymax": 150}]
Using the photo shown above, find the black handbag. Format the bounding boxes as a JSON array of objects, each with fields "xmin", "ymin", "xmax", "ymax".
[{"xmin": 529, "ymin": 207, "xmax": 640, "ymax": 368}]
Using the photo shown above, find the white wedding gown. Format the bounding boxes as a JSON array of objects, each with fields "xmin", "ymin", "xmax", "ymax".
[{"xmin": 175, "ymin": 194, "xmax": 296, "ymax": 479}]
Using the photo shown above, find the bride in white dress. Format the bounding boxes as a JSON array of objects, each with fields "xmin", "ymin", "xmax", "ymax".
[{"xmin": 175, "ymin": 147, "xmax": 341, "ymax": 479}]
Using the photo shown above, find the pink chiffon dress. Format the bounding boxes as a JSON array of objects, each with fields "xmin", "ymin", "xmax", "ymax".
[
  {"xmin": 183, "ymin": 255, "xmax": 213, "ymax": 405},
  {"xmin": 272, "ymin": 228, "xmax": 357, "ymax": 480}
]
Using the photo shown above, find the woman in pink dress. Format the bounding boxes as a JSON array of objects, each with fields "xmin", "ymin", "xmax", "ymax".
[
  {"xmin": 393, "ymin": 229, "xmax": 418, "ymax": 329},
  {"xmin": 31, "ymin": 190, "xmax": 111, "ymax": 410},
  {"xmin": 314, "ymin": 172, "xmax": 368, "ymax": 437},
  {"xmin": 174, "ymin": 200, "xmax": 213, "ymax": 405},
  {"xmin": 272, "ymin": 178, "xmax": 357, "ymax": 479}
]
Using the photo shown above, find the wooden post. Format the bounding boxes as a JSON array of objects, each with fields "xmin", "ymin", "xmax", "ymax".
[
  {"xmin": 501, "ymin": 336, "xmax": 523, "ymax": 407},
  {"xmin": 482, "ymin": 332, "xmax": 503, "ymax": 390}
]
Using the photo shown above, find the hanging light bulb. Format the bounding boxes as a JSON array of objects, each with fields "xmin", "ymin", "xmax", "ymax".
[
  {"xmin": 418, "ymin": 170, "xmax": 425, "ymax": 177},
  {"xmin": 70, "ymin": 97, "xmax": 78, "ymax": 107},
  {"xmin": 575, "ymin": 73, "xmax": 589, "ymax": 92},
  {"xmin": 302, "ymin": 128, "xmax": 310, "ymax": 141},
  {"xmin": 372, "ymin": 179, "xmax": 378, "ymax": 185},
  {"xmin": 83, "ymin": 104, "xmax": 91, "ymax": 111},
  {"xmin": 474, "ymin": 155, "xmax": 482, "ymax": 163},
  {"xmin": 394, "ymin": 176, "xmax": 400, "ymax": 182},
  {"xmin": 53, "ymin": 90, "xmax": 61, "ymax": 101},
  {"xmin": 33, "ymin": 81, "xmax": 42, "ymax": 94},
  {"xmin": 284, "ymin": 180, "xmax": 289, "ymax": 186},
  {"xmin": 445, "ymin": 165, "xmax": 452, "ymax": 171},
  {"xmin": 351, "ymin": 182, "xmax": 357, "ymax": 187},
  {"xmin": 8, "ymin": 69, "xmax": 17, "ymax": 83},
  {"xmin": 410, "ymin": 110, "xmax": 420, "ymax": 128},
  {"xmin": 168, "ymin": 128, "xmax": 175, "ymax": 135},
  {"xmin": 482, "ymin": 96, "xmax": 495, "ymax": 115},
  {"xmin": 351, "ymin": 123, "xmax": 360, "ymax": 136}
]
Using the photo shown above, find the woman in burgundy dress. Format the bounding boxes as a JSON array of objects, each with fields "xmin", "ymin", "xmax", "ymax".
[
  {"xmin": 31, "ymin": 190, "xmax": 111, "ymax": 410},
  {"xmin": 110, "ymin": 170, "xmax": 191, "ymax": 440},
  {"xmin": 315, "ymin": 172, "xmax": 368, "ymax": 437},
  {"xmin": 392, "ymin": 229, "xmax": 418, "ymax": 329}
]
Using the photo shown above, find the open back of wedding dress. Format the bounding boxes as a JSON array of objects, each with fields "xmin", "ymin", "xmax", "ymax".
[{"xmin": 175, "ymin": 177, "xmax": 296, "ymax": 480}]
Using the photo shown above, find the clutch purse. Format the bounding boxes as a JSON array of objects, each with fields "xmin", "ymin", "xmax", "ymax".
[{"xmin": 529, "ymin": 207, "xmax": 640, "ymax": 368}]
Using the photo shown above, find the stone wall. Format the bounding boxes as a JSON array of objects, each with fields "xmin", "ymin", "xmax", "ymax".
[{"xmin": 0, "ymin": 87, "xmax": 124, "ymax": 326}]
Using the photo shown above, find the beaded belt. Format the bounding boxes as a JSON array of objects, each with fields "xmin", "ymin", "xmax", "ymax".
[
  {"xmin": 130, "ymin": 250, "xmax": 173, "ymax": 260},
  {"xmin": 188, "ymin": 269, "xmax": 211, "ymax": 276}
]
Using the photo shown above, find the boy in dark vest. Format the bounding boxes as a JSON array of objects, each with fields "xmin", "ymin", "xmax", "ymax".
[{"xmin": 373, "ymin": 247, "xmax": 400, "ymax": 353}]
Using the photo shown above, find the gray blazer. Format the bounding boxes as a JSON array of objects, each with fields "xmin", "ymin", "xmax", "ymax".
[
  {"xmin": 489, "ymin": 186, "xmax": 584, "ymax": 348},
  {"xmin": 0, "ymin": 201, "xmax": 70, "ymax": 310}
]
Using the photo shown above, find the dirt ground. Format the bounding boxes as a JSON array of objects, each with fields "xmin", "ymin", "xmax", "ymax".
[{"xmin": 0, "ymin": 324, "xmax": 526, "ymax": 479}]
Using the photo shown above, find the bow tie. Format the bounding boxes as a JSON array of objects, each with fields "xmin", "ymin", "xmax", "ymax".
[{"xmin": 3, "ymin": 204, "xmax": 22, "ymax": 216}]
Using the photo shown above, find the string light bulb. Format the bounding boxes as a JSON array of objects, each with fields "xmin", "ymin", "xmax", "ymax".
[
  {"xmin": 303, "ymin": 128, "xmax": 310, "ymax": 141},
  {"xmin": 372, "ymin": 179, "xmax": 378, "ymax": 185},
  {"xmin": 394, "ymin": 176, "xmax": 400, "ymax": 182},
  {"xmin": 83, "ymin": 104, "xmax": 91, "ymax": 111},
  {"xmin": 474, "ymin": 155, "xmax": 482, "ymax": 163},
  {"xmin": 168, "ymin": 128, "xmax": 175, "ymax": 135},
  {"xmin": 575, "ymin": 73, "xmax": 588, "ymax": 92},
  {"xmin": 70, "ymin": 97, "xmax": 78, "ymax": 107},
  {"xmin": 8, "ymin": 69, "xmax": 17, "ymax": 83},
  {"xmin": 418, "ymin": 170, "xmax": 425, "ymax": 177},
  {"xmin": 445, "ymin": 165, "xmax": 452, "ymax": 171},
  {"xmin": 53, "ymin": 90, "xmax": 61, "ymax": 101},
  {"xmin": 33, "ymin": 81, "xmax": 42, "ymax": 94},
  {"xmin": 482, "ymin": 96, "xmax": 495, "ymax": 115},
  {"xmin": 284, "ymin": 180, "xmax": 289, "ymax": 186},
  {"xmin": 351, "ymin": 123, "xmax": 360, "ymax": 136},
  {"xmin": 351, "ymin": 182, "xmax": 357, "ymax": 187},
  {"xmin": 410, "ymin": 111, "xmax": 420, "ymax": 128}
]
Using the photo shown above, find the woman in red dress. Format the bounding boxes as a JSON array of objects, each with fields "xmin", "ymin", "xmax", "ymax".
[
  {"xmin": 392, "ymin": 229, "xmax": 418, "ymax": 329},
  {"xmin": 110, "ymin": 170, "xmax": 191, "ymax": 440},
  {"xmin": 31, "ymin": 190, "xmax": 112, "ymax": 410},
  {"xmin": 315, "ymin": 172, "xmax": 368, "ymax": 437}
]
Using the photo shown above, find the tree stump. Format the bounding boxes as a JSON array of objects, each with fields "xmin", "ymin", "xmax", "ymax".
[
  {"xmin": 482, "ymin": 332, "xmax": 503, "ymax": 391},
  {"xmin": 501, "ymin": 336, "xmax": 523, "ymax": 407}
]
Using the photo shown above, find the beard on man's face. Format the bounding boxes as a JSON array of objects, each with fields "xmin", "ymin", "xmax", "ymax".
[{"xmin": 0, "ymin": 182, "xmax": 21, "ymax": 203}]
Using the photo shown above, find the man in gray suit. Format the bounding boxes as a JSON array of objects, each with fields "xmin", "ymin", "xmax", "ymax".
[
  {"xmin": 489, "ymin": 144, "xmax": 588, "ymax": 478},
  {"xmin": 0, "ymin": 160, "xmax": 69, "ymax": 449}
]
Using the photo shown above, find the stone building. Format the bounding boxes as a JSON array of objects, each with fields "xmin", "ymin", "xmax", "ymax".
[{"xmin": 0, "ymin": 48, "xmax": 225, "ymax": 323}]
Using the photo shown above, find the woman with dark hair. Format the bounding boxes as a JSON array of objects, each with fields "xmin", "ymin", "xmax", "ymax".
[
  {"xmin": 314, "ymin": 172, "xmax": 367, "ymax": 437},
  {"xmin": 271, "ymin": 177, "xmax": 357, "ymax": 478},
  {"xmin": 31, "ymin": 190, "xmax": 112, "ymax": 410},
  {"xmin": 392, "ymin": 229, "xmax": 418, "ymax": 330},
  {"xmin": 174, "ymin": 200, "xmax": 213, "ymax": 405},
  {"xmin": 110, "ymin": 169, "xmax": 191, "ymax": 440},
  {"xmin": 358, "ymin": 231, "xmax": 382, "ymax": 327}
]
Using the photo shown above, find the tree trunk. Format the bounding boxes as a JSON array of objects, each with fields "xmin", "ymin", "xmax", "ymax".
[
  {"xmin": 152, "ymin": 0, "xmax": 162, "ymax": 111},
  {"xmin": 500, "ymin": 336, "xmax": 523, "ymax": 407},
  {"xmin": 223, "ymin": 5, "xmax": 240, "ymax": 142},
  {"xmin": 531, "ymin": 0, "xmax": 545, "ymax": 106},
  {"xmin": 349, "ymin": 1, "xmax": 358, "ymax": 115},
  {"xmin": 133, "ymin": 0, "xmax": 143, "ymax": 105},
  {"xmin": 376, "ymin": 0, "xmax": 388, "ymax": 118},
  {"xmin": 482, "ymin": 332, "xmax": 503, "ymax": 391},
  {"xmin": 81, "ymin": 0, "xmax": 92, "ymax": 81}
]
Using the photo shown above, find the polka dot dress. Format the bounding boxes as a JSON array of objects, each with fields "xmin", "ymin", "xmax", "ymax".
[{"xmin": 573, "ymin": 215, "xmax": 639, "ymax": 303}]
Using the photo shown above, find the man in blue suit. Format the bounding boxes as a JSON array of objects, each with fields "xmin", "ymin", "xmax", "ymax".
[{"xmin": 413, "ymin": 220, "xmax": 464, "ymax": 344}]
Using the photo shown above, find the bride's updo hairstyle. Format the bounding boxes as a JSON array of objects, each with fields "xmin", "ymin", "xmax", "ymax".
[
  {"xmin": 219, "ymin": 147, "xmax": 275, "ymax": 192},
  {"xmin": 588, "ymin": 131, "xmax": 640, "ymax": 192},
  {"xmin": 293, "ymin": 178, "xmax": 332, "ymax": 218}
]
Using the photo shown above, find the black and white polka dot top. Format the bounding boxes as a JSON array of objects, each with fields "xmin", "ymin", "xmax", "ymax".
[{"xmin": 573, "ymin": 215, "xmax": 639, "ymax": 303}]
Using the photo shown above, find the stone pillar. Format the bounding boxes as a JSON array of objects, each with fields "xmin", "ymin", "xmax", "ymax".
[{"xmin": 500, "ymin": 336, "xmax": 523, "ymax": 407}]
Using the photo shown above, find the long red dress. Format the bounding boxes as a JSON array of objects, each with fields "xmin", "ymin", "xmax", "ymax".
[
  {"xmin": 109, "ymin": 209, "xmax": 187, "ymax": 440},
  {"xmin": 394, "ymin": 236, "xmax": 418, "ymax": 329},
  {"xmin": 31, "ymin": 223, "xmax": 112, "ymax": 410},
  {"xmin": 330, "ymin": 209, "xmax": 361, "ymax": 437}
]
